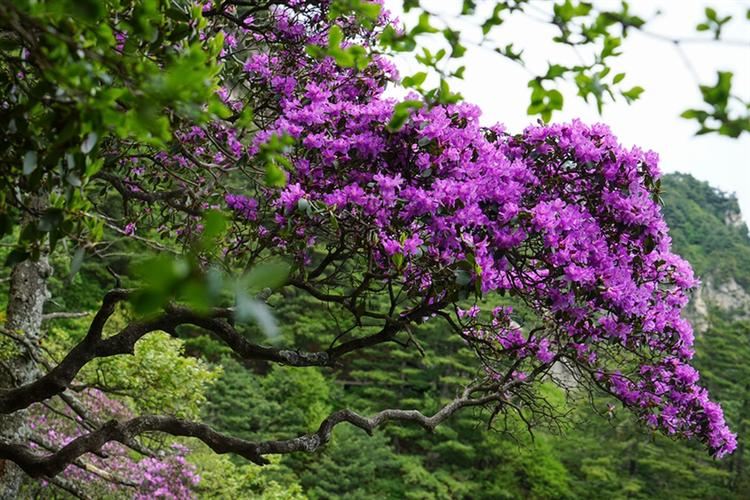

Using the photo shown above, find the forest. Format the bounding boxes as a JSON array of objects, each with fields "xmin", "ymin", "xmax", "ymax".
[{"xmin": 1, "ymin": 1, "xmax": 749, "ymax": 499}]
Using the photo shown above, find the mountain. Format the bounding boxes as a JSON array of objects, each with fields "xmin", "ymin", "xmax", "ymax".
[{"xmin": 661, "ymin": 173, "xmax": 750, "ymax": 332}]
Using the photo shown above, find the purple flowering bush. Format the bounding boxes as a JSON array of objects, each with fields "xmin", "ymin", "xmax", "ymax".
[
  {"xmin": 117, "ymin": 0, "xmax": 734, "ymax": 459},
  {"xmin": 0, "ymin": 1, "xmax": 737, "ymax": 496},
  {"xmin": 205, "ymin": 1, "xmax": 733, "ymax": 457},
  {"xmin": 27, "ymin": 389, "xmax": 199, "ymax": 498}
]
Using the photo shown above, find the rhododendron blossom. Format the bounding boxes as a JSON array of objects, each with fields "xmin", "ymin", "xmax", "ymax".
[
  {"xmin": 1, "ymin": 3, "xmax": 734, "ymax": 495},
  {"xmin": 203, "ymin": 0, "xmax": 735, "ymax": 457},
  {"xmin": 29, "ymin": 390, "xmax": 199, "ymax": 498}
]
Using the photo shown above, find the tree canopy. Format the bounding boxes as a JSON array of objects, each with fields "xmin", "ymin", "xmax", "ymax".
[{"xmin": 0, "ymin": 0, "xmax": 746, "ymax": 497}]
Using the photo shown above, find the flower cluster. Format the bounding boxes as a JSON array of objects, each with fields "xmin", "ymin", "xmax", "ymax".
[
  {"xmin": 29, "ymin": 389, "xmax": 200, "ymax": 498},
  {"xmin": 231, "ymin": 2, "xmax": 734, "ymax": 457},
  {"xmin": 114, "ymin": 0, "xmax": 734, "ymax": 458}
]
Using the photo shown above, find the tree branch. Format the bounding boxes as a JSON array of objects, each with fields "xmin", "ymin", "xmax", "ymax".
[
  {"xmin": 0, "ymin": 381, "xmax": 505, "ymax": 478},
  {"xmin": 0, "ymin": 291, "xmax": 408, "ymax": 414},
  {"xmin": 42, "ymin": 312, "xmax": 91, "ymax": 321}
]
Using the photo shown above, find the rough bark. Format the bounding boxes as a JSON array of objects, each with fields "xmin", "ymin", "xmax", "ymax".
[
  {"xmin": 0, "ymin": 382, "xmax": 505, "ymax": 478},
  {"xmin": 0, "ymin": 255, "xmax": 51, "ymax": 499},
  {"xmin": 0, "ymin": 298, "xmax": 399, "ymax": 414}
]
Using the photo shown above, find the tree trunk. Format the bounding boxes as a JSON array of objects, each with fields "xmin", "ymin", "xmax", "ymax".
[{"xmin": 0, "ymin": 255, "xmax": 51, "ymax": 499}]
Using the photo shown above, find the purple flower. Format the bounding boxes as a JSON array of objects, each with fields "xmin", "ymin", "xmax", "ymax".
[{"xmin": 225, "ymin": 193, "xmax": 259, "ymax": 221}]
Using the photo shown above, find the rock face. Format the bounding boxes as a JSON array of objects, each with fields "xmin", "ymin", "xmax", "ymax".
[
  {"xmin": 704, "ymin": 278, "xmax": 750, "ymax": 312},
  {"xmin": 689, "ymin": 277, "xmax": 750, "ymax": 334},
  {"xmin": 689, "ymin": 199, "xmax": 750, "ymax": 333},
  {"xmin": 658, "ymin": 173, "xmax": 750, "ymax": 334},
  {"xmin": 725, "ymin": 210, "xmax": 747, "ymax": 231}
]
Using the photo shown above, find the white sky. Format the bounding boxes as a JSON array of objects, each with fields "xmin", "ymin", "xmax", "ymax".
[{"xmin": 384, "ymin": 0, "xmax": 750, "ymax": 221}]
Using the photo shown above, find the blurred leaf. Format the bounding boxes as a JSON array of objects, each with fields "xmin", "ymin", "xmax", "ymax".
[
  {"xmin": 200, "ymin": 210, "xmax": 227, "ymax": 251},
  {"xmin": 234, "ymin": 289, "xmax": 279, "ymax": 340},
  {"xmin": 67, "ymin": 246, "xmax": 86, "ymax": 282},
  {"xmin": 387, "ymin": 100, "xmax": 423, "ymax": 131},
  {"xmin": 265, "ymin": 163, "xmax": 287, "ymax": 187},
  {"xmin": 5, "ymin": 248, "xmax": 30, "ymax": 267},
  {"xmin": 621, "ymin": 85, "xmax": 644, "ymax": 103},
  {"xmin": 80, "ymin": 132, "xmax": 98, "ymax": 154},
  {"xmin": 23, "ymin": 151, "xmax": 37, "ymax": 175},
  {"xmin": 245, "ymin": 260, "xmax": 290, "ymax": 291}
]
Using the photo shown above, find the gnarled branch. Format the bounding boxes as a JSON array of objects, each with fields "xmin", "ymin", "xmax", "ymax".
[
  {"xmin": 0, "ymin": 290, "xmax": 410, "ymax": 414},
  {"xmin": 0, "ymin": 380, "xmax": 506, "ymax": 478}
]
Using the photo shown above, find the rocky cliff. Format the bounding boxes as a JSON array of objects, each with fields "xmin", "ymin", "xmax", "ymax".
[{"xmin": 661, "ymin": 173, "xmax": 750, "ymax": 332}]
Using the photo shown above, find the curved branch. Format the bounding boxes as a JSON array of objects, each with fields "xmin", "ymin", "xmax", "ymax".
[
  {"xmin": 0, "ymin": 382, "xmax": 504, "ymax": 479},
  {"xmin": 0, "ymin": 292, "xmax": 408, "ymax": 414},
  {"xmin": 92, "ymin": 172, "xmax": 202, "ymax": 216}
]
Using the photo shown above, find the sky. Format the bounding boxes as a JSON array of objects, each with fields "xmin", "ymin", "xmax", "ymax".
[{"xmin": 384, "ymin": 0, "xmax": 750, "ymax": 222}]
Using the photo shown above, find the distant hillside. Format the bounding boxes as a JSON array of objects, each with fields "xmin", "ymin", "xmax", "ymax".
[{"xmin": 661, "ymin": 173, "xmax": 750, "ymax": 291}]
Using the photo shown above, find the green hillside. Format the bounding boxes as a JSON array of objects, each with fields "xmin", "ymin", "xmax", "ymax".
[{"xmin": 661, "ymin": 173, "xmax": 750, "ymax": 290}]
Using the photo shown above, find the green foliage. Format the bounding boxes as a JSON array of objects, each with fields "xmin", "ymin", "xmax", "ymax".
[
  {"xmin": 697, "ymin": 7, "xmax": 733, "ymax": 40},
  {"xmin": 556, "ymin": 399, "xmax": 735, "ymax": 499},
  {"xmin": 382, "ymin": 1, "xmax": 748, "ymax": 135},
  {"xmin": 299, "ymin": 426, "xmax": 404, "ymax": 499},
  {"xmin": 528, "ymin": 79, "xmax": 564, "ymax": 123},
  {"xmin": 189, "ymin": 445, "xmax": 305, "ymax": 500},
  {"xmin": 0, "ymin": 0, "xmax": 227, "ymax": 257},
  {"xmin": 305, "ymin": 24, "xmax": 371, "ymax": 70},
  {"xmin": 661, "ymin": 173, "xmax": 750, "ymax": 289},
  {"xmin": 46, "ymin": 320, "xmax": 220, "ymax": 419},
  {"xmin": 681, "ymin": 71, "xmax": 750, "ymax": 137},
  {"xmin": 204, "ymin": 358, "xmax": 331, "ymax": 443}
]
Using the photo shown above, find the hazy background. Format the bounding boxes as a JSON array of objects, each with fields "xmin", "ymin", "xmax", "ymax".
[{"xmin": 385, "ymin": 0, "xmax": 750, "ymax": 221}]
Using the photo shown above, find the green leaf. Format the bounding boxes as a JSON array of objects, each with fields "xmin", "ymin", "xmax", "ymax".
[
  {"xmin": 85, "ymin": 158, "xmax": 104, "ymax": 177},
  {"xmin": 680, "ymin": 109, "xmax": 708, "ymax": 120},
  {"xmin": 0, "ymin": 213, "xmax": 13, "ymax": 237},
  {"xmin": 392, "ymin": 253, "xmax": 404, "ymax": 270},
  {"xmin": 23, "ymin": 151, "xmax": 38, "ymax": 175},
  {"xmin": 545, "ymin": 64, "xmax": 568, "ymax": 80},
  {"xmin": 68, "ymin": 0, "xmax": 106, "ymax": 21},
  {"xmin": 38, "ymin": 208, "xmax": 64, "ymax": 233},
  {"xmin": 66, "ymin": 172, "xmax": 82, "ymax": 187},
  {"xmin": 305, "ymin": 44, "xmax": 326, "ymax": 59},
  {"xmin": 234, "ymin": 294, "xmax": 279, "ymax": 340},
  {"xmin": 200, "ymin": 210, "xmax": 227, "ymax": 250},
  {"xmin": 621, "ymin": 85, "xmax": 644, "ymax": 102},
  {"xmin": 548, "ymin": 89, "xmax": 564, "ymax": 110},
  {"xmin": 329, "ymin": 25, "xmax": 344, "ymax": 48},
  {"xmin": 454, "ymin": 269, "xmax": 472, "ymax": 286},
  {"xmin": 462, "ymin": 0, "xmax": 477, "ymax": 15},
  {"xmin": 265, "ymin": 163, "xmax": 287, "ymax": 187},
  {"xmin": 245, "ymin": 260, "xmax": 290, "ymax": 291},
  {"xmin": 387, "ymin": 100, "xmax": 423, "ymax": 131},
  {"xmin": 402, "ymin": 71, "xmax": 427, "ymax": 88},
  {"xmin": 411, "ymin": 12, "xmax": 438, "ymax": 36},
  {"xmin": 403, "ymin": 0, "xmax": 420, "ymax": 11},
  {"xmin": 80, "ymin": 131, "xmax": 98, "ymax": 154},
  {"xmin": 67, "ymin": 246, "xmax": 86, "ymax": 282},
  {"xmin": 5, "ymin": 248, "xmax": 30, "ymax": 267}
]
